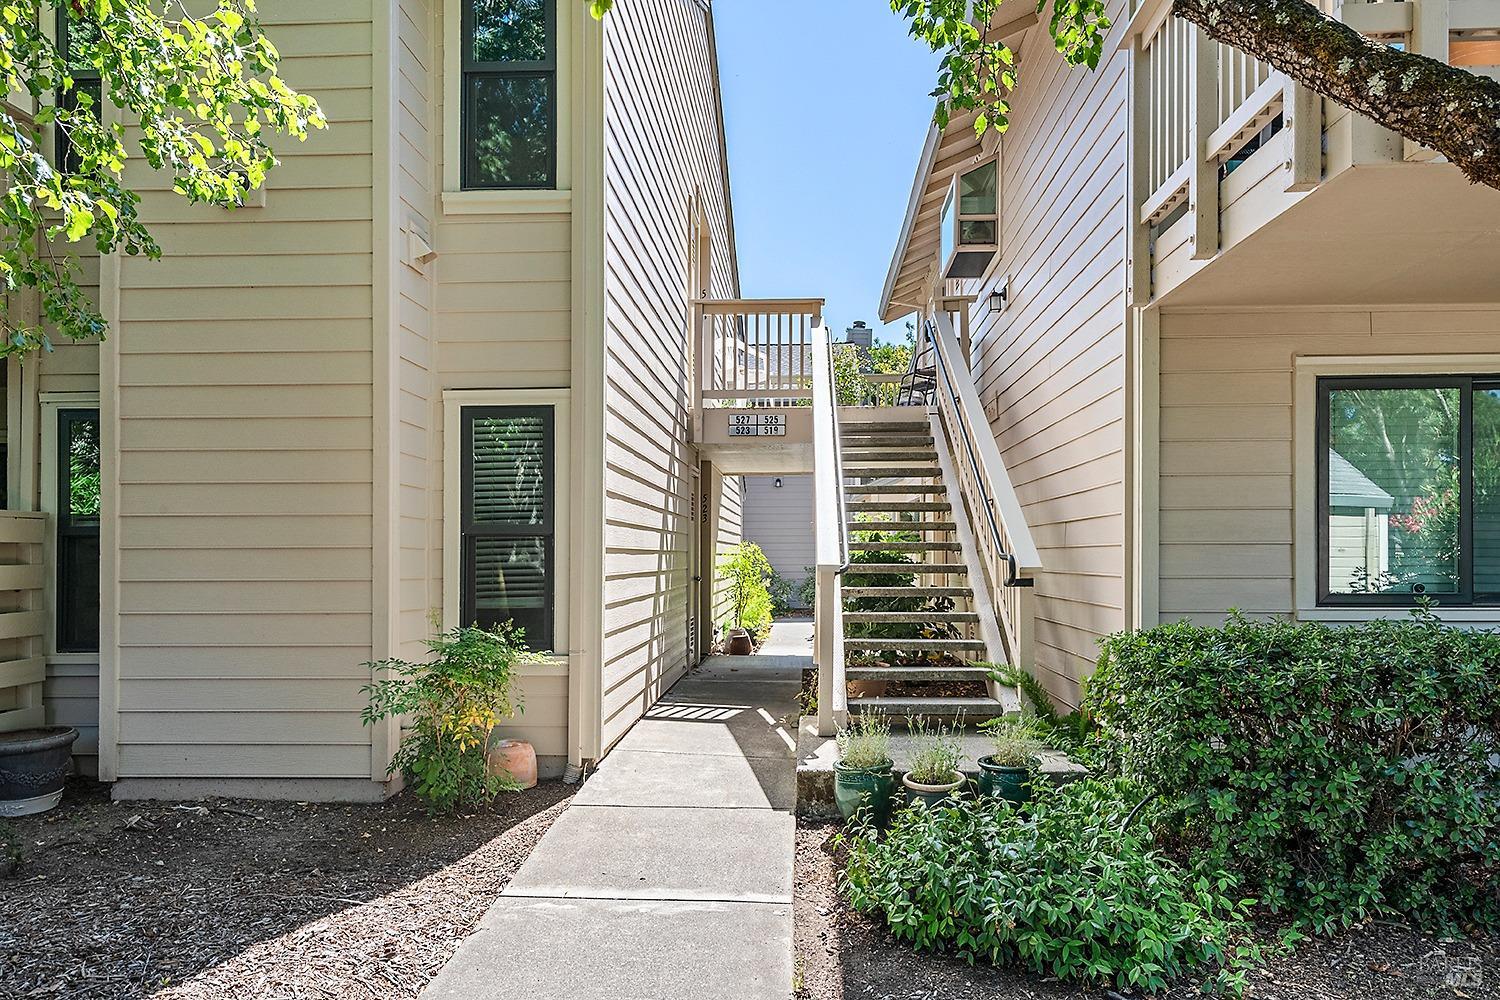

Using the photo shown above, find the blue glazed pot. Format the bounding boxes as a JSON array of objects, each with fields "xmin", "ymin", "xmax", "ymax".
[{"xmin": 977, "ymin": 755, "xmax": 1033, "ymax": 803}]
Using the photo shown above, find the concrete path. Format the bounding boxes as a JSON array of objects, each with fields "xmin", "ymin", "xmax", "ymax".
[{"xmin": 423, "ymin": 625, "xmax": 806, "ymax": 1000}]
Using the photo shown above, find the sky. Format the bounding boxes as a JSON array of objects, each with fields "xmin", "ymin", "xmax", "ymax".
[{"xmin": 713, "ymin": 0, "xmax": 940, "ymax": 345}]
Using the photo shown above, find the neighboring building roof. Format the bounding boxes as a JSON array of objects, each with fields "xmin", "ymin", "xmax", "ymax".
[{"xmin": 1328, "ymin": 450, "xmax": 1395, "ymax": 510}]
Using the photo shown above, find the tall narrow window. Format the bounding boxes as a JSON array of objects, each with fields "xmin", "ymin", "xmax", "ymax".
[
  {"xmin": 461, "ymin": 406, "xmax": 555, "ymax": 649},
  {"xmin": 1318, "ymin": 375, "xmax": 1500, "ymax": 606},
  {"xmin": 55, "ymin": 11, "xmax": 103, "ymax": 172},
  {"xmin": 57, "ymin": 409, "xmax": 101, "ymax": 653},
  {"xmin": 462, "ymin": 0, "xmax": 557, "ymax": 190}
]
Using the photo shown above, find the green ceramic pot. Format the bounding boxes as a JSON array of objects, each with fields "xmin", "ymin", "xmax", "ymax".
[
  {"xmin": 977, "ymin": 756, "xmax": 1033, "ymax": 803},
  {"xmin": 833, "ymin": 760, "xmax": 896, "ymax": 826},
  {"xmin": 902, "ymin": 773, "xmax": 965, "ymax": 809}
]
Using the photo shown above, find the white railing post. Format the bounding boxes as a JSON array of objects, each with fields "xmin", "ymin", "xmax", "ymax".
[
  {"xmin": 1188, "ymin": 23, "xmax": 1219, "ymax": 260},
  {"xmin": 810, "ymin": 321, "xmax": 846, "ymax": 737}
]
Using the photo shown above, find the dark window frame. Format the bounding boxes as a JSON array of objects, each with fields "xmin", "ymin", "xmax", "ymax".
[
  {"xmin": 459, "ymin": 405, "xmax": 557, "ymax": 649},
  {"xmin": 56, "ymin": 407, "xmax": 101, "ymax": 654},
  {"xmin": 460, "ymin": 0, "xmax": 558, "ymax": 190},
  {"xmin": 55, "ymin": 9, "xmax": 103, "ymax": 172},
  {"xmin": 1316, "ymin": 374, "xmax": 1497, "ymax": 608}
]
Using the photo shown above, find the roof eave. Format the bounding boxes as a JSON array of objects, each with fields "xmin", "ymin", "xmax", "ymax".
[{"xmin": 879, "ymin": 118, "xmax": 944, "ymax": 324}]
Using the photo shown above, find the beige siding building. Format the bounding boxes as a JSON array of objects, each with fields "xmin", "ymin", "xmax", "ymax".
[
  {"xmin": 881, "ymin": 0, "xmax": 1500, "ymax": 707},
  {"xmin": 4, "ymin": 0, "xmax": 744, "ymax": 799}
]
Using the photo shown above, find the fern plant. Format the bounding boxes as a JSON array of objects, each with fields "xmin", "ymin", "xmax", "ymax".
[{"xmin": 362, "ymin": 624, "xmax": 547, "ymax": 812}]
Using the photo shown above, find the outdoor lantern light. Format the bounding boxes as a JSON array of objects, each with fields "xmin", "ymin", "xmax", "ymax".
[{"xmin": 940, "ymin": 157, "xmax": 1000, "ymax": 279}]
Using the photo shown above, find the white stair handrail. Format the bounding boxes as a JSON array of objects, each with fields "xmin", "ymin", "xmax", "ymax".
[{"xmin": 811, "ymin": 322, "xmax": 848, "ymax": 737}]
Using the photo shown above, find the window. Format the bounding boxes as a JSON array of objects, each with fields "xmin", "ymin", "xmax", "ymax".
[
  {"xmin": 460, "ymin": 406, "xmax": 556, "ymax": 648},
  {"xmin": 55, "ymin": 10, "xmax": 102, "ymax": 173},
  {"xmin": 461, "ymin": 0, "xmax": 557, "ymax": 190},
  {"xmin": 57, "ymin": 409, "xmax": 101, "ymax": 652},
  {"xmin": 1317, "ymin": 376, "xmax": 1500, "ymax": 606}
]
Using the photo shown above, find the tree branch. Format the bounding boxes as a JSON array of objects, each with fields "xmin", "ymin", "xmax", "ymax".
[{"xmin": 1173, "ymin": 0, "xmax": 1500, "ymax": 190}]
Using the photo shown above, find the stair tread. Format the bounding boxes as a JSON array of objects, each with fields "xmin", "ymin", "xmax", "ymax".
[
  {"xmin": 843, "ymin": 586, "xmax": 972, "ymax": 598},
  {"xmin": 848, "ymin": 540, "xmax": 962, "ymax": 551},
  {"xmin": 845, "ymin": 467, "xmax": 940, "ymax": 478},
  {"xmin": 843, "ymin": 638, "xmax": 987, "ymax": 651},
  {"xmin": 846, "ymin": 502, "xmax": 952, "ymax": 513},
  {"xmin": 848, "ymin": 521, "xmax": 957, "ymax": 532},
  {"xmin": 838, "ymin": 422, "xmax": 933, "ymax": 433},
  {"xmin": 840, "ymin": 436, "xmax": 934, "ymax": 446},
  {"xmin": 843, "ymin": 611, "xmax": 980, "ymax": 623},
  {"xmin": 846, "ymin": 665, "xmax": 993, "ymax": 681},
  {"xmin": 851, "ymin": 563, "xmax": 967, "ymax": 574},
  {"xmin": 848, "ymin": 696, "xmax": 1012, "ymax": 718},
  {"xmin": 844, "ymin": 484, "xmax": 947, "ymax": 495}
]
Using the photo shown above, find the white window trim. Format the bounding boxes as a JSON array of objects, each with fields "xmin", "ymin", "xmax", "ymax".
[
  {"xmin": 39, "ymin": 391, "xmax": 100, "ymax": 663},
  {"xmin": 1293, "ymin": 353, "xmax": 1500, "ymax": 623},
  {"xmin": 442, "ymin": 388, "xmax": 571, "ymax": 665},
  {"xmin": 442, "ymin": 0, "xmax": 573, "ymax": 213}
]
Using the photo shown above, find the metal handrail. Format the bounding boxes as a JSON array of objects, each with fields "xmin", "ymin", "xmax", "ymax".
[{"xmin": 925, "ymin": 318, "xmax": 1028, "ymax": 588}]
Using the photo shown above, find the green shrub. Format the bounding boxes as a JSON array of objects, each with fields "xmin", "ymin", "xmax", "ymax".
[
  {"xmin": 797, "ymin": 567, "xmax": 818, "ymax": 610},
  {"xmin": 719, "ymin": 541, "xmax": 774, "ymax": 642},
  {"xmin": 362, "ymin": 624, "xmax": 547, "ymax": 812},
  {"xmin": 768, "ymin": 568, "xmax": 800, "ymax": 617},
  {"xmin": 1090, "ymin": 608, "xmax": 1500, "ymax": 933},
  {"xmin": 843, "ymin": 781, "xmax": 1254, "ymax": 994},
  {"xmin": 843, "ymin": 521, "xmax": 957, "ymax": 663},
  {"xmin": 979, "ymin": 715, "xmax": 1045, "ymax": 768},
  {"xmin": 905, "ymin": 717, "xmax": 965, "ymax": 784}
]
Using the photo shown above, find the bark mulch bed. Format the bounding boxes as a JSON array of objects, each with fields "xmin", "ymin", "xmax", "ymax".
[
  {"xmin": 0, "ymin": 778, "xmax": 573, "ymax": 1000},
  {"xmin": 795, "ymin": 821, "xmax": 1498, "ymax": 1000}
]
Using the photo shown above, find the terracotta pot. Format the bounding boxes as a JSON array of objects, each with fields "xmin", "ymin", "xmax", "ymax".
[
  {"xmin": 725, "ymin": 629, "xmax": 755, "ymax": 656},
  {"xmin": 488, "ymin": 739, "xmax": 538, "ymax": 789},
  {"xmin": 847, "ymin": 679, "xmax": 889, "ymax": 699}
]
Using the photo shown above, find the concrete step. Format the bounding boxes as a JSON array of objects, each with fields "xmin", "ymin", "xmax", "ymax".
[
  {"xmin": 847, "ymin": 696, "xmax": 1012, "ymax": 722},
  {"xmin": 846, "ymin": 452, "xmax": 936, "ymax": 464},
  {"xmin": 844, "ymin": 484, "xmax": 947, "ymax": 496},
  {"xmin": 845, "ymin": 664, "xmax": 993, "ymax": 682},
  {"xmin": 847, "ymin": 540, "xmax": 962, "ymax": 552},
  {"xmin": 850, "ymin": 563, "xmax": 967, "ymax": 575},
  {"xmin": 845, "ymin": 465, "xmax": 940, "ymax": 479},
  {"xmin": 848, "ymin": 520, "xmax": 957, "ymax": 533},
  {"xmin": 840, "ymin": 435, "xmax": 934, "ymax": 449},
  {"xmin": 846, "ymin": 501, "xmax": 952, "ymax": 513},
  {"xmin": 842, "ymin": 638, "xmax": 988, "ymax": 653},
  {"xmin": 843, "ymin": 611, "xmax": 980, "ymax": 624},
  {"xmin": 837, "ymin": 421, "xmax": 933, "ymax": 434},
  {"xmin": 843, "ymin": 586, "xmax": 973, "ymax": 599}
]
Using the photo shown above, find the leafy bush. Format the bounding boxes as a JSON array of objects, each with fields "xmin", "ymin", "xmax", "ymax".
[
  {"xmin": 797, "ymin": 567, "xmax": 818, "ymax": 610},
  {"xmin": 836, "ymin": 713, "xmax": 892, "ymax": 769},
  {"xmin": 843, "ymin": 781, "xmax": 1255, "ymax": 994},
  {"xmin": 362, "ymin": 624, "xmax": 547, "ymax": 812},
  {"xmin": 768, "ymin": 568, "xmax": 801, "ymax": 617},
  {"xmin": 719, "ymin": 541, "xmax": 774, "ymax": 642},
  {"xmin": 843, "ymin": 521, "xmax": 958, "ymax": 663},
  {"xmin": 1090, "ymin": 608, "xmax": 1500, "ymax": 932}
]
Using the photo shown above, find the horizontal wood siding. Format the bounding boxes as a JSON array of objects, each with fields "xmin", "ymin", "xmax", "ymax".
[
  {"xmin": 600, "ymin": 0, "xmax": 736, "ymax": 750},
  {"xmin": 967, "ymin": 4, "xmax": 1129, "ymax": 708},
  {"xmin": 110, "ymin": 2, "xmax": 377, "ymax": 780},
  {"xmin": 742, "ymin": 475, "xmax": 814, "ymax": 603},
  {"xmin": 1157, "ymin": 307, "xmax": 1500, "ymax": 624}
]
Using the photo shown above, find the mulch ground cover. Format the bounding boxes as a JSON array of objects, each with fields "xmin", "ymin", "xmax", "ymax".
[
  {"xmin": 0, "ymin": 779, "xmax": 573, "ymax": 1000},
  {"xmin": 795, "ymin": 821, "xmax": 1498, "ymax": 1000}
]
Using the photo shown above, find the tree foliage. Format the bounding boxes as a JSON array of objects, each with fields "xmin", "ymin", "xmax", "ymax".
[{"xmin": 0, "ymin": 1, "xmax": 323, "ymax": 355}]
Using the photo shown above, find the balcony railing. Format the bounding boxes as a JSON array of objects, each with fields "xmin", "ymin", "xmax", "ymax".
[
  {"xmin": 1125, "ymin": 0, "xmax": 1500, "ymax": 297},
  {"xmin": 0, "ymin": 512, "xmax": 50, "ymax": 736},
  {"xmin": 693, "ymin": 297, "xmax": 824, "ymax": 409}
]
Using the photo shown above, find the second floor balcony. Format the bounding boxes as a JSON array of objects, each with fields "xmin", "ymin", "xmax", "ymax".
[{"xmin": 1125, "ymin": 0, "xmax": 1500, "ymax": 307}]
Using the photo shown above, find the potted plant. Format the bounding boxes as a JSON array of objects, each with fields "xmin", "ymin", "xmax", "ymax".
[
  {"xmin": 977, "ymin": 716, "xmax": 1045, "ymax": 803},
  {"xmin": 363, "ymin": 622, "xmax": 547, "ymax": 811},
  {"xmin": 902, "ymin": 719, "xmax": 966, "ymax": 807},
  {"xmin": 0, "ymin": 727, "xmax": 79, "ymax": 817},
  {"xmin": 718, "ymin": 542, "xmax": 773, "ymax": 655},
  {"xmin": 833, "ymin": 713, "xmax": 896, "ymax": 826}
]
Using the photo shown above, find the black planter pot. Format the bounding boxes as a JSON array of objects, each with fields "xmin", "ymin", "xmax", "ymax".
[{"xmin": 0, "ymin": 727, "xmax": 79, "ymax": 817}]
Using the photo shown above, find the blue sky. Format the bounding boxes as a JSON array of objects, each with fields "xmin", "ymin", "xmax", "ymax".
[{"xmin": 714, "ymin": 0, "xmax": 939, "ymax": 345}]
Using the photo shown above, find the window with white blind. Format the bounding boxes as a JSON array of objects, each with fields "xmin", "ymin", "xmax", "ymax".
[{"xmin": 460, "ymin": 406, "xmax": 556, "ymax": 648}]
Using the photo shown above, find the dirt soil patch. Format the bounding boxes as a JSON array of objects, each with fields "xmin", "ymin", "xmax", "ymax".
[
  {"xmin": 795, "ymin": 821, "xmax": 1498, "ymax": 1000},
  {"xmin": 1, "ymin": 779, "xmax": 573, "ymax": 999}
]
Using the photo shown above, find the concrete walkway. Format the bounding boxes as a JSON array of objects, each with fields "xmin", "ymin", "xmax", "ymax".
[{"xmin": 423, "ymin": 625, "xmax": 806, "ymax": 1000}]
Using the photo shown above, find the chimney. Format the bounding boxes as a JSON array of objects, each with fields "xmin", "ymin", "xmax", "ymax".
[{"xmin": 843, "ymin": 320, "xmax": 873, "ymax": 350}]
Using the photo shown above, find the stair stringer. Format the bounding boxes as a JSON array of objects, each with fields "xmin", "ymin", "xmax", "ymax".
[{"xmin": 927, "ymin": 411, "xmax": 1020, "ymax": 712}]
